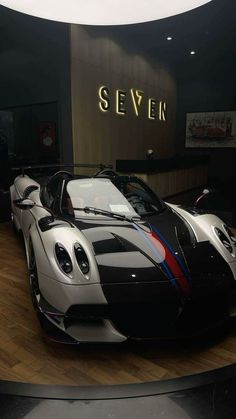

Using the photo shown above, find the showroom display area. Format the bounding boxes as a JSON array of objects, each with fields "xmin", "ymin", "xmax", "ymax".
[
  {"xmin": 1, "ymin": 208, "xmax": 236, "ymax": 385},
  {"xmin": 0, "ymin": 0, "xmax": 236, "ymax": 417}
]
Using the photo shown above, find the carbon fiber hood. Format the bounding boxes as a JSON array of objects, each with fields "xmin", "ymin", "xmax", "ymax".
[
  {"xmin": 69, "ymin": 208, "xmax": 195, "ymax": 294},
  {"xmin": 69, "ymin": 207, "xmax": 235, "ymax": 299},
  {"xmin": 74, "ymin": 208, "xmax": 189, "ymax": 255}
]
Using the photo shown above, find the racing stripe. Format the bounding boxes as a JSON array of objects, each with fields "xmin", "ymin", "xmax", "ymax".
[
  {"xmin": 151, "ymin": 225, "xmax": 192, "ymax": 282},
  {"xmin": 133, "ymin": 224, "xmax": 180, "ymax": 291},
  {"xmin": 151, "ymin": 225, "xmax": 192, "ymax": 296}
]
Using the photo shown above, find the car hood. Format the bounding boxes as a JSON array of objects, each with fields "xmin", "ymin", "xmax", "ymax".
[{"xmin": 70, "ymin": 208, "xmax": 195, "ymax": 296}]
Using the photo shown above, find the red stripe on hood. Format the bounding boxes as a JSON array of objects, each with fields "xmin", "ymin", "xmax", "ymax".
[{"xmin": 151, "ymin": 230, "xmax": 191, "ymax": 296}]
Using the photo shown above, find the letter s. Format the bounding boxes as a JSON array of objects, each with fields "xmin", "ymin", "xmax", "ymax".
[{"xmin": 98, "ymin": 86, "xmax": 110, "ymax": 112}]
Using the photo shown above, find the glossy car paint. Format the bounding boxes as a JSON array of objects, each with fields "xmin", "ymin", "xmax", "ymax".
[{"xmin": 10, "ymin": 173, "xmax": 236, "ymax": 342}]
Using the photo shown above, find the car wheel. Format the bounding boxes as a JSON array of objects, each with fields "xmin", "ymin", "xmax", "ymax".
[{"xmin": 29, "ymin": 241, "xmax": 40, "ymax": 309}]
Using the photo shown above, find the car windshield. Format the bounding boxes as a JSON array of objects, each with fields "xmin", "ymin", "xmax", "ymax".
[
  {"xmin": 112, "ymin": 176, "xmax": 166, "ymax": 216},
  {"xmin": 61, "ymin": 177, "xmax": 165, "ymax": 218},
  {"xmin": 62, "ymin": 178, "xmax": 138, "ymax": 218}
]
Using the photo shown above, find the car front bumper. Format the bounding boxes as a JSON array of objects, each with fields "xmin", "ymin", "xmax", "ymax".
[{"xmin": 36, "ymin": 270, "xmax": 236, "ymax": 343}]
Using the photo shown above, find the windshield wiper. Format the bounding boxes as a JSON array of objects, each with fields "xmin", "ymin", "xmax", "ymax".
[{"xmin": 73, "ymin": 206, "xmax": 141, "ymax": 223}]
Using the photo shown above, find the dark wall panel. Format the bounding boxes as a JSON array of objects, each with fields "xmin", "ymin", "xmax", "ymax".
[
  {"xmin": 70, "ymin": 26, "xmax": 177, "ymax": 168},
  {"xmin": 0, "ymin": 7, "xmax": 73, "ymax": 165},
  {"xmin": 176, "ymin": 74, "xmax": 236, "ymax": 185}
]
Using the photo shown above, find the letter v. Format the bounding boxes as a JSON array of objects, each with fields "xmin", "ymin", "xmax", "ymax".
[{"xmin": 130, "ymin": 89, "xmax": 144, "ymax": 116}]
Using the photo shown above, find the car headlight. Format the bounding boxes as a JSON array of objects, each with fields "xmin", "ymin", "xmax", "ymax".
[
  {"xmin": 224, "ymin": 224, "xmax": 236, "ymax": 246},
  {"xmin": 214, "ymin": 227, "xmax": 233, "ymax": 254},
  {"xmin": 55, "ymin": 243, "xmax": 73, "ymax": 274},
  {"xmin": 74, "ymin": 243, "xmax": 90, "ymax": 275}
]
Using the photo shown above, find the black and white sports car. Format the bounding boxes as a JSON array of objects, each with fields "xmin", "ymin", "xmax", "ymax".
[{"xmin": 10, "ymin": 166, "xmax": 236, "ymax": 343}]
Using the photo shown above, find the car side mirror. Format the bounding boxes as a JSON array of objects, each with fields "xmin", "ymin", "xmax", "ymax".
[{"xmin": 13, "ymin": 198, "xmax": 36, "ymax": 210}]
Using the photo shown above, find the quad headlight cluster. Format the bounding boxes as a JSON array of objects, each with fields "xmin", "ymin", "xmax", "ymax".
[
  {"xmin": 55, "ymin": 243, "xmax": 90, "ymax": 276},
  {"xmin": 74, "ymin": 243, "xmax": 90, "ymax": 275},
  {"xmin": 55, "ymin": 244, "xmax": 73, "ymax": 274},
  {"xmin": 214, "ymin": 226, "xmax": 236, "ymax": 254}
]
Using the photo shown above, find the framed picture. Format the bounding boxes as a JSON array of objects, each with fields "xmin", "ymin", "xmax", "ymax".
[
  {"xmin": 39, "ymin": 121, "xmax": 56, "ymax": 151},
  {"xmin": 185, "ymin": 111, "xmax": 236, "ymax": 148}
]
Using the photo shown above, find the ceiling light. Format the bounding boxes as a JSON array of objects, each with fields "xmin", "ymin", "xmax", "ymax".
[
  {"xmin": 167, "ymin": 36, "xmax": 173, "ymax": 41},
  {"xmin": 190, "ymin": 50, "xmax": 196, "ymax": 55},
  {"xmin": 0, "ymin": 1, "xmax": 213, "ymax": 25}
]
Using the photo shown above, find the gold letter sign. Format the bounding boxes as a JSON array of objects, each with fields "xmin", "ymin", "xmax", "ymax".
[
  {"xmin": 159, "ymin": 101, "xmax": 167, "ymax": 121},
  {"xmin": 98, "ymin": 85, "xmax": 167, "ymax": 122},
  {"xmin": 130, "ymin": 89, "xmax": 144, "ymax": 117},
  {"xmin": 98, "ymin": 86, "xmax": 110, "ymax": 112}
]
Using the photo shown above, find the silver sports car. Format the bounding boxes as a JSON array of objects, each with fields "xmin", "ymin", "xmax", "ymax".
[{"xmin": 10, "ymin": 165, "xmax": 236, "ymax": 343}]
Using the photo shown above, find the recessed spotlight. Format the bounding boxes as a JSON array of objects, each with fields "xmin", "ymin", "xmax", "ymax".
[
  {"xmin": 167, "ymin": 36, "xmax": 173, "ymax": 41},
  {"xmin": 190, "ymin": 51, "xmax": 196, "ymax": 55},
  {"xmin": 0, "ymin": 0, "xmax": 213, "ymax": 25}
]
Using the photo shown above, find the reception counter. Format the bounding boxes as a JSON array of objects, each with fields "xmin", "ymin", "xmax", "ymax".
[{"xmin": 116, "ymin": 156, "xmax": 209, "ymax": 199}]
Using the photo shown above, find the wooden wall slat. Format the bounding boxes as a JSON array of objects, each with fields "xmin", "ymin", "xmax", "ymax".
[
  {"xmin": 70, "ymin": 25, "xmax": 177, "ymax": 169},
  {"xmin": 137, "ymin": 165, "xmax": 208, "ymax": 198}
]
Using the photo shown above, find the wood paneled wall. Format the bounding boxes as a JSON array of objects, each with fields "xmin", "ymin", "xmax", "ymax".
[
  {"xmin": 70, "ymin": 26, "xmax": 177, "ymax": 169},
  {"xmin": 136, "ymin": 165, "xmax": 208, "ymax": 198}
]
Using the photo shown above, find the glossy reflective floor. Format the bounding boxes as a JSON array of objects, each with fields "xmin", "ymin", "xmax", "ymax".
[{"xmin": 1, "ymin": 222, "xmax": 236, "ymax": 386}]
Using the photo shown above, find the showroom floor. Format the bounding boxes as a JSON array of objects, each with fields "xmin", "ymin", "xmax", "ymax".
[{"xmin": 1, "ymin": 222, "xmax": 236, "ymax": 386}]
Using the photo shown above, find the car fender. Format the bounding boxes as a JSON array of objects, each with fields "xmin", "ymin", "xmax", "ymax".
[
  {"xmin": 28, "ymin": 222, "xmax": 106, "ymax": 312},
  {"xmin": 168, "ymin": 203, "xmax": 236, "ymax": 278},
  {"xmin": 31, "ymin": 223, "xmax": 100, "ymax": 286}
]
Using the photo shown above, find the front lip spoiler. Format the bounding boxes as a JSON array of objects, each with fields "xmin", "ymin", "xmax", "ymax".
[
  {"xmin": 33, "ymin": 292, "xmax": 79, "ymax": 344},
  {"xmin": 34, "ymin": 280, "xmax": 236, "ymax": 344},
  {"xmin": 37, "ymin": 312, "xmax": 80, "ymax": 344},
  {"xmin": 35, "ymin": 293, "xmax": 127, "ymax": 344},
  {"xmin": 36, "ymin": 301, "xmax": 231, "ymax": 344}
]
